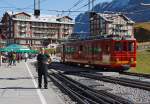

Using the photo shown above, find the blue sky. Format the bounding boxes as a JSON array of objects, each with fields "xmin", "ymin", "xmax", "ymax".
[{"xmin": 0, "ymin": 0, "xmax": 112, "ymax": 19}]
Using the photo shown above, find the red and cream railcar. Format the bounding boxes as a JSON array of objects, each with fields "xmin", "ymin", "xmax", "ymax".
[{"xmin": 58, "ymin": 37, "xmax": 136, "ymax": 71}]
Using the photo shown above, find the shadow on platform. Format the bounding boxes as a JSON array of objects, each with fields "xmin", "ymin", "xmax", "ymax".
[
  {"xmin": 0, "ymin": 77, "xmax": 38, "ymax": 80},
  {"xmin": 0, "ymin": 87, "xmax": 38, "ymax": 89}
]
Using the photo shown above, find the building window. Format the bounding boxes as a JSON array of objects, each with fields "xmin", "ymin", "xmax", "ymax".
[{"xmin": 26, "ymin": 40, "xmax": 28, "ymax": 44}]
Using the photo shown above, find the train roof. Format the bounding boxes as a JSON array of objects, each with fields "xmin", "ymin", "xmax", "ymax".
[{"xmin": 62, "ymin": 35, "xmax": 136, "ymax": 44}]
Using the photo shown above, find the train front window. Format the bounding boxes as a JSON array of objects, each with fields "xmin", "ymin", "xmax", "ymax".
[
  {"xmin": 128, "ymin": 42, "xmax": 134, "ymax": 52},
  {"xmin": 115, "ymin": 42, "xmax": 122, "ymax": 51}
]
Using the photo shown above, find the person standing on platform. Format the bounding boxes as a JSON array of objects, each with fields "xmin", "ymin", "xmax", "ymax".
[
  {"xmin": 16, "ymin": 53, "xmax": 20, "ymax": 63},
  {"xmin": 12, "ymin": 52, "xmax": 16, "ymax": 66},
  {"xmin": 8, "ymin": 52, "xmax": 13, "ymax": 67},
  {"xmin": 37, "ymin": 48, "xmax": 51, "ymax": 89}
]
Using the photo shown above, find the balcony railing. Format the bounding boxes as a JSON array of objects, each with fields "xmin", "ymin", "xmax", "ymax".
[
  {"xmin": 0, "ymin": 40, "xmax": 6, "ymax": 44},
  {"xmin": 31, "ymin": 25, "xmax": 50, "ymax": 28}
]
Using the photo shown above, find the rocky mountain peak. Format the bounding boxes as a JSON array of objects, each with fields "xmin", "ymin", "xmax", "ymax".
[{"xmin": 74, "ymin": 0, "xmax": 150, "ymax": 33}]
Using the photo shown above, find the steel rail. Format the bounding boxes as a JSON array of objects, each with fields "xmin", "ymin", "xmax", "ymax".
[
  {"xmin": 48, "ymin": 74, "xmax": 98, "ymax": 104},
  {"xmin": 51, "ymin": 72, "xmax": 110, "ymax": 104},
  {"xmin": 118, "ymin": 77, "xmax": 150, "ymax": 86},
  {"xmin": 54, "ymin": 71, "xmax": 133, "ymax": 104},
  {"xmin": 55, "ymin": 74, "xmax": 115, "ymax": 104},
  {"xmin": 120, "ymin": 72, "xmax": 150, "ymax": 79},
  {"xmin": 78, "ymin": 72, "xmax": 150, "ymax": 91},
  {"xmin": 48, "ymin": 71, "xmax": 132, "ymax": 104},
  {"xmin": 61, "ymin": 72, "xmax": 133, "ymax": 104}
]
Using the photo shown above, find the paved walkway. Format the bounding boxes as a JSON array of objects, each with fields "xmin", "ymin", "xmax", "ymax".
[{"xmin": 0, "ymin": 59, "xmax": 64, "ymax": 104}]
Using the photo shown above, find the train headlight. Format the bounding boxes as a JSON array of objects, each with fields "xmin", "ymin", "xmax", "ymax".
[
  {"xmin": 130, "ymin": 58, "xmax": 134, "ymax": 63},
  {"xmin": 116, "ymin": 58, "xmax": 119, "ymax": 62}
]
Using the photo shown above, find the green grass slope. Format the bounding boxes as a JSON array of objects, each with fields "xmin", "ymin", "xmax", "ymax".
[{"xmin": 130, "ymin": 50, "xmax": 150, "ymax": 74}]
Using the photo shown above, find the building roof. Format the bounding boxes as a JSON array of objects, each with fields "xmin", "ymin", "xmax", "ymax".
[
  {"xmin": 97, "ymin": 13, "xmax": 134, "ymax": 24},
  {"xmin": 6, "ymin": 11, "xmax": 74, "ymax": 24}
]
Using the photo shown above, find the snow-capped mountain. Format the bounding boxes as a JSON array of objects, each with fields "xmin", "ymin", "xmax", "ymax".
[{"xmin": 74, "ymin": 0, "xmax": 150, "ymax": 33}]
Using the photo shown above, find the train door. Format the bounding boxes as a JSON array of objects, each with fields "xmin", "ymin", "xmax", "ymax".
[
  {"xmin": 92, "ymin": 40, "xmax": 102, "ymax": 65},
  {"xmin": 121, "ymin": 40, "xmax": 136, "ymax": 65},
  {"xmin": 62, "ymin": 44, "xmax": 65, "ymax": 62},
  {"xmin": 127, "ymin": 40, "xmax": 136, "ymax": 67},
  {"xmin": 92, "ymin": 41, "xmax": 96, "ymax": 65},
  {"xmin": 102, "ymin": 40, "xmax": 111, "ymax": 64},
  {"xmin": 121, "ymin": 41, "xmax": 128, "ymax": 64},
  {"xmin": 78, "ymin": 41, "xmax": 87, "ymax": 64},
  {"xmin": 56, "ymin": 44, "xmax": 63, "ymax": 62},
  {"xmin": 79, "ymin": 44, "xmax": 83, "ymax": 59},
  {"xmin": 86, "ymin": 41, "xmax": 93, "ymax": 65},
  {"xmin": 114, "ymin": 41, "xmax": 124, "ymax": 64},
  {"xmin": 84, "ymin": 41, "xmax": 89, "ymax": 62},
  {"xmin": 114, "ymin": 40, "xmax": 130, "ymax": 65}
]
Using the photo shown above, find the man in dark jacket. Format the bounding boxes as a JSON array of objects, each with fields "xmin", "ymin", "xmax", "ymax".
[
  {"xmin": 8, "ymin": 52, "xmax": 13, "ymax": 66},
  {"xmin": 37, "ymin": 48, "xmax": 50, "ymax": 89}
]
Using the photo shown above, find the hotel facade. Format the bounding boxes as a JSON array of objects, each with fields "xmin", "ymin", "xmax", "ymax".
[
  {"xmin": 90, "ymin": 12, "xmax": 134, "ymax": 37},
  {"xmin": 0, "ymin": 11, "xmax": 74, "ymax": 49}
]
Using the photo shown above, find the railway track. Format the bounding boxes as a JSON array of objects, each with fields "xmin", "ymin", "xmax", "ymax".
[
  {"xmin": 48, "ymin": 70, "xmax": 133, "ymax": 104},
  {"xmin": 71, "ymin": 72, "xmax": 150, "ymax": 91},
  {"xmin": 49, "ymin": 63, "xmax": 150, "ymax": 79},
  {"xmin": 120, "ymin": 72, "xmax": 150, "ymax": 79}
]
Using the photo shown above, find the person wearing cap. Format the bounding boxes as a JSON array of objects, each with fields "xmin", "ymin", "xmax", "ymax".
[{"xmin": 37, "ymin": 48, "xmax": 50, "ymax": 89}]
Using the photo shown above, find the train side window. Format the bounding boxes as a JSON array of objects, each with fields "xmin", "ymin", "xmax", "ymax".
[
  {"xmin": 65, "ymin": 47, "xmax": 67, "ymax": 53},
  {"xmin": 115, "ymin": 42, "xmax": 122, "ymax": 51},
  {"xmin": 68, "ymin": 47, "xmax": 70, "ymax": 53},
  {"xmin": 70, "ymin": 47, "xmax": 75, "ymax": 53},
  {"xmin": 87, "ymin": 46, "xmax": 92, "ymax": 54},
  {"xmin": 65, "ymin": 47, "xmax": 71, "ymax": 54},
  {"xmin": 79, "ymin": 45, "xmax": 83, "ymax": 51},
  {"xmin": 94, "ymin": 47, "xmax": 101, "ymax": 54},
  {"xmin": 67, "ymin": 47, "xmax": 70, "ymax": 53},
  {"xmin": 84, "ymin": 46, "xmax": 88, "ymax": 54},
  {"xmin": 93, "ymin": 44, "xmax": 101, "ymax": 54},
  {"xmin": 123, "ymin": 42, "xmax": 127, "ymax": 51},
  {"xmin": 128, "ymin": 42, "xmax": 134, "ymax": 52},
  {"xmin": 73, "ymin": 47, "xmax": 76, "ymax": 53}
]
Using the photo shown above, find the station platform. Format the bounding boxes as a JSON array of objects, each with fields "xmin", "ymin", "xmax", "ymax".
[{"xmin": 0, "ymin": 59, "xmax": 64, "ymax": 104}]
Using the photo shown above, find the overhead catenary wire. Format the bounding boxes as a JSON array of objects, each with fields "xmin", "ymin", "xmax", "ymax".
[
  {"xmin": 76, "ymin": 0, "xmax": 92, "ymax": 11},
  {"xmin": 0, "ymin": 0, "xmax": 149, "ymax": 15},
  {"xmin": 0, "ymin": 1, "xmax": 150, "ymax": 20},
  {"xmin": 0, "ymin": 6, "xmax": 150, "ymax": 16},
  {"xmin": 67, "ymin": 0, "xmax": 85, "ymax": 16},
  {"xmin": 102, "ymin": 8, "xmax": 150, "ymax": 15},
  {"xmin": 68, "ymin": 0, "xmax": 85, "ymax": 11}
]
